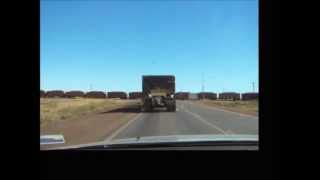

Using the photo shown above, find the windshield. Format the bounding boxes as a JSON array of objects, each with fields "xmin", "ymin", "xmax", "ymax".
[{"xmin": 40, "ymin": 0, "xmax": 259, "ymax": 150}]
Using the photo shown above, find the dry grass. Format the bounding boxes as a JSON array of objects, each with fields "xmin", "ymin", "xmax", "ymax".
[
  {"xmin": 40, "ymin": 98, "xmax": 138, "ymax": 127},
  {"xmin": 197, "ymin": 99, "xmax": 258, "ymax": 116}
]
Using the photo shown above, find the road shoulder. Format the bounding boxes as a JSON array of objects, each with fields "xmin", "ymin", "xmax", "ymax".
[
  {"xmin": 185, "ymin": 100, "xmax": 258, "ymax": 118},
  {"xmin": 40, "ymin": 101, "xmax": 141, "ymax": 150}
]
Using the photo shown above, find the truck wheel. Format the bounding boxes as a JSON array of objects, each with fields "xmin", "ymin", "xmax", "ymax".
[
  {"xmin": 172, "ymin": 105, "xmax": 176, "ymax": 112},
  {"xmin": 144, "ymin": 105, "xmax": 152, "ymax": 112},
  {"xmin": 167, "ymin": 104, "xmax": 176, "ymax": 112}
]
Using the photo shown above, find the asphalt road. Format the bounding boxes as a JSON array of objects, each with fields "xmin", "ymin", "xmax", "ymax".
[{"xmin": 107, "ymin": 100, "xmax": 258, "ymax": 141}]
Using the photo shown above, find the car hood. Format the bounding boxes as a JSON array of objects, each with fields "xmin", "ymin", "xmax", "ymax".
[
  {"xmin": 109, "ymin": 134, "xmax": 258, "ymax": 144},
  {"xmin": 46, "ymin": 134, "xmax": 258, "ymax": 150}
]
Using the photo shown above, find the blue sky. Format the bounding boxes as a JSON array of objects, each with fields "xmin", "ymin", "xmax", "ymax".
[{"xmin": 40, "ymin": 0, "xmax": 258, "ymax": 93}]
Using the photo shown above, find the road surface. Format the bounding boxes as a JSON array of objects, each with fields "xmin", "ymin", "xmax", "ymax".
[{"xmin": 107, "ymin": 100, "xmax": 258, "ymax": 141}]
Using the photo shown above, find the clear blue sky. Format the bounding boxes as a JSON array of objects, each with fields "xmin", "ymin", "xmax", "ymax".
[{"xmin": 40, "ymin": 0, "xmax": 258, "ymax": 93}]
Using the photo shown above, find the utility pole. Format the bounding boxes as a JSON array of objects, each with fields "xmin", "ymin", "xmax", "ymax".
[
  {"xmin": 252, "ymin": 82, "xmax": 255, "ymax": 92},
  {"xmin": 201, "ymin": 73, "xmax": 204, "ymax": 100},
  {"xmin": 201, "ymin": 73, "xmax": 205, "ymax": 93}
]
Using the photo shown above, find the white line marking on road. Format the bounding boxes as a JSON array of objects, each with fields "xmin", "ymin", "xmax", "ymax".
[
  {"xmin": 187, "ymin": 101, "xmax": 258, "ymax": 119},
  {"xmin": 104, "ymin": 113, "xmax": 143, "ymax": 142},
  {"xmin": 43, "ymin": 114, "xmax": 144, "ymax": 150},
  {"xmin": 184, "ymin": 109, "xmax": 228, "ymax": 135}
]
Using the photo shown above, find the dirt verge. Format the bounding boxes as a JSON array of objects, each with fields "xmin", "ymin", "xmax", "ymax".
[
  {"xmin": 40, "ymin": 99, "xmax": 141, "ymax": 150},
  {"xmin": 194, "ymin": 99, "xmax": 258, "ymax": 116}
]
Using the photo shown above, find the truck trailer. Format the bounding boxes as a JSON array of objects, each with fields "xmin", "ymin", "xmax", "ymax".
[{"xmin": 142, "ymin": 75, "xmax": 176, "ymax": 112}]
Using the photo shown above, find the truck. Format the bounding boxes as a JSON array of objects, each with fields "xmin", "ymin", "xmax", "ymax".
[{"xmin": 141, "ymin": 75, "xmax": 176, "ymax": 112}]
